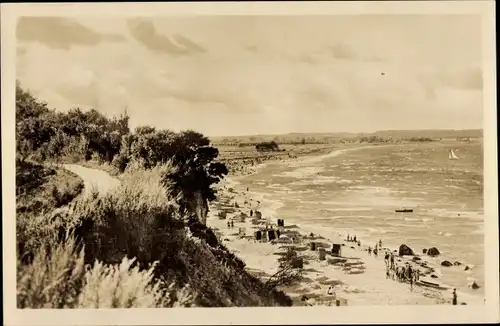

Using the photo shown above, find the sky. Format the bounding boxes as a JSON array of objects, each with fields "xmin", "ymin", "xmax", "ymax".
[{"xmin": 16, "ymin": 15, "xmax": 483, "ymax": 136}]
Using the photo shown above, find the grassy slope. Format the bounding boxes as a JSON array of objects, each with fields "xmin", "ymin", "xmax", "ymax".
[
  {"xmin": 16, "ymin": 160, "xmax": 84, "ymax": 216},
  {"xmin": 16, "ymin": 163, "xmax": 292, "ymax": 308}
]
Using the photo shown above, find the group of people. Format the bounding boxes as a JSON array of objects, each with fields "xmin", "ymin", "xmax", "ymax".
[
  {"xmin": 346, "ymin": 234, "xmax": 361, "ymax": 247},
  {"xmin": 364, "ymin": 239, "xmax": 420, "ymax": 291},
  {"xmin": 383, "ymin": 251, "xmax": 420, "ymax": 291},
  {"xmin": 367, "ymin": 240, "xmax": 383, "ymax": 257},
  {"xmin": 227, "ymin": 220, "xmax": 235, "ymax": 229},
  {"xmin": 362, "ymin": 237, "xmax": 460, "ymax": 304}
]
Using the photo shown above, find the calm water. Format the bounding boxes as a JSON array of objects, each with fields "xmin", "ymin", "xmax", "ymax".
[{"xmin": 233, "ymin": 142, "xmax": 484, "ymax": 298}]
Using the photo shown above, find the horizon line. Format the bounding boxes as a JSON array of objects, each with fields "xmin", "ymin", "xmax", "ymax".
[{"xmin": 208, "ymin": 128, "xmax": 484, "ymax": 139}]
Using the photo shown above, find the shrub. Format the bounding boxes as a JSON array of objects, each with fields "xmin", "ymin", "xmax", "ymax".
[
  {"xmin": 61, "ymin": 164, "xmax": 183, "ymax": 266},
  {"xmin": 16, "ymin": 231, "xmax": 193, "ymax": 308},
  {"xmin": 17, "ymin": 234, "xmax": 86, "ymax": 308},
  {"xmin": 15, "ymin": 159, "xmax": 56, "ymax": 196},
  {"xmin": 16, "ymin": 82, "xmax": 130, "ymax": 164},
  {"xmin": 255, "ymin": 141, "xmax": 280, "ymax": 152},
  {"xmin": 78, "ymin": 257, "xmax": 167, "ymax": 308},
  {"xmin": 16, "ymin": 165, "xmax": 84, "ymax": 217}
]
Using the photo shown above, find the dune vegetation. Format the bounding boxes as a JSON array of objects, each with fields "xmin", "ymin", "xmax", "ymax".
[{"xmin": 15, "ymin": 82, "xmax": 292, "ymax": 308}]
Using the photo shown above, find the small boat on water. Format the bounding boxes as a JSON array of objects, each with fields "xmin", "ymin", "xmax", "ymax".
[{"xmin": 395, "ymin": 208, "xmax": 414, "ymax": 213}]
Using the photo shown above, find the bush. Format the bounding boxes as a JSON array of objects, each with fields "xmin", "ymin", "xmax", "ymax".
[
  {"xmin": 78, "ymin": 258, "xmax": 167, "ymax": 308},
  {"xmin": 17, "ymin": 234, "xmax": 86, "ymax": 308},
  {"xmin": 61, "ymin": 164, "xmax": 182, "ymax": 266},
  {"xmin": 16, "ymin": 164, "xmax": 84, "ymax": 217},
  {"xmin": 16, "ymin": 82, "xmax": 130, "ymax": 164},
  {"xmin": 16, "ymin": 232, "xmax": 193, "ymax": 308},
  {"xmin": 15, "ymin": 159, "xmax": 56, "ymax": 196}
]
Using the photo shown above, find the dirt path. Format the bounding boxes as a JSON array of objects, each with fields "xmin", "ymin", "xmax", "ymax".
[{"xmin": 62, "ymin": 164, "xmax": 120, "ymax": 197}]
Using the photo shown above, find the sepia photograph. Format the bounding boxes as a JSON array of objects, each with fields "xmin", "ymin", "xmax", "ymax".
[{"xmin": 2, "ymin": 1, "xmax": 498, "ymax": 325}]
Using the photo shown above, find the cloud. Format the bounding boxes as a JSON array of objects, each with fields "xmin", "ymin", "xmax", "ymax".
[
  {"xmin": 126, "ymin": 19, "xmax": 207, "ymax": 56},
  {"xmin": 439, "ymin": 66, "xmax": 483, "ymax": 90},
  {"xmin": 330, "ymin": 43, "xmax": 359, "ymax": 60},
  {"xmin": 16, "ymin": 17, "xmax": 126, "ymax": 50},
  {"xmin": 244, "ymin": 45, "xmax": 258, "ymax": 53},
  {"xmin": 172, "ymin": 34, "xmax": 207, "ymax": 54},
  {"xmin": 15, "ymin": 16, "xmax": 482, "ymax": 136},
  {"xmin": 325, "ymin": 43, "xmax": 387, "ymax": 63},
  {"xmin": 298, "ymin": 55, "xmax": 317, "ymax": 65},
  {"xmin": 415, "ymin": 66, "xmax": 482, "ymax": 101}
]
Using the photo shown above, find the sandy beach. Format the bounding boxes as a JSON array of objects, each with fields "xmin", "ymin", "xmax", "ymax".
[{"xmin": 207, "ymin": 147, "xmax": 484, "ymax": 306}]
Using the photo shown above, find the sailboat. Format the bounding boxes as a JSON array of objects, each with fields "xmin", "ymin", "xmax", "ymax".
[{"xmin": 449, "ymin": 149, "xmax": 460, "ymax": 160}]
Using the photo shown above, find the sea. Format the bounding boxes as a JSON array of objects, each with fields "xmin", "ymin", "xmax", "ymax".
[{"xmin": 229, "ymin": 141, "xmax": 485, "ymax": 300}]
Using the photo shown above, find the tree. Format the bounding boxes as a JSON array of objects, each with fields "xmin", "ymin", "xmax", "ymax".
[
  {"xmin": 15, "ymin": 83, "xmax": 57, "ymax": 159},
  {"xmin": 161, "ymin": 136, "xmax": 228, "ymax": 223},
  {"xmin": 255, "ymin": 141, "xmax": 280, "ymax": 152},
  {"xmin": 16, "ymin": 82, "xmax": 131, "ymax": 164}
]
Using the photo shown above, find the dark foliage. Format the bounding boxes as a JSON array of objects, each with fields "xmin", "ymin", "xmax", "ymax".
[
  {"xmin": 15, "ymin": 159, "xmax": 56, "ymax": 196},
  {"xmin": 255, "ymin": 141, "xmax": 280, "ymax": 152},
  {"xmin": 16, "ymin": 82, "xmax": 130, "ymax": 163}
]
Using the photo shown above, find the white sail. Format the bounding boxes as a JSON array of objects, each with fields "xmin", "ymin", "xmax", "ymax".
[{"xmin": 449, "ymin": 149, "xmax": 460, "ymax": 160}]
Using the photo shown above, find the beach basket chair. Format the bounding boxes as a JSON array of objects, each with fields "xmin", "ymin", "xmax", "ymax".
[
  {"xmin": 318, "ymin": 248, "xmax": 326, "ymax": 260},
  {"xmin": 290, "ymin": 257, "xmax": 304, "ymax": 269},
  {"xmin": 254, "ymin": 230, "xmax": 262, "ymax": 241},
  {"xmin": 331, "ymin": 244, "xmax": 342, "ymax": 257}
]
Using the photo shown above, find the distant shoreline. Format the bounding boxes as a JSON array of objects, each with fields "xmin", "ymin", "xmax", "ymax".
[{"xmin": 225, "ymin": 143, "xmax": 397, "ymax": 179}]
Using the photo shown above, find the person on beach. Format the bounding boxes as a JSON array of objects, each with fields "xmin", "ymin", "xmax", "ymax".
[
  {"xmin": 408, "ymin": 265, "xmax": 414, "ymax": 291},
  {"xmin": 390, "ymin": 254, "xmax": 395, "ymax": 269},
  {"xmin": 227, "ymin": 221, "xmax": 230, "ymax": 229},
  {"xmin": 230, "ymin": 221, "xmax": 234, "ymax": 228},
  {"xmin": 379, "ymin": 239, "xmax": 383, "ymax": 248},
  {"xmin": 353, "ymin": 235, "xmax": 357, "ymax": 242},
  {"xmin": 373, "ymin": 248, "xmax": 378, "ymax": 258},
  {"xmin": 384, "ymin": 252, "xmax": 390, "ymax": 266},
  {"xmin": 250, "ymin": 209, "xmax": 253, "ymax": 217},
  {"xmin": 368, "ymin": 247, "xmax": 372, "ymax": 255},
  {"xmin": 452, "ymin": 288, "xmax": 458, "ymax": 305},
  {"xmin": 386, "ymin": 266, "xmax": 390, "ymax": 279},
  {"xmin": 347, "ymin": 234, "xmax": 350, "ymax": 241},
  {"xmin": 400, "ymin": 266, "xmax": 406, "ymax": 282}
]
